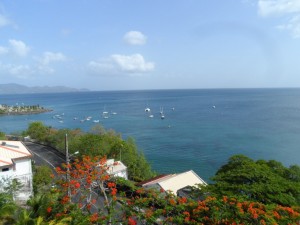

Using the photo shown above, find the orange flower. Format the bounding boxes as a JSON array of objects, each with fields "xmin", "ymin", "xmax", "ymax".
[
  {"xmin": 75, "ymin": 182, "xmax": 80, "ymax": 188},
  {"xmin": 128, "ymin": 217, "xmax": 137, "ymax": 225},
  {"xmin": 136, "ymin": 188, "xmax": 144, "ymax": 194},
  {"xmin": 183, "ymin": 211, "xmax": 190, "ymax": 217},
  {"xmin": 107, "ymin": 182, "xmax": 116, "ymax": 188},
  {"xmin": 178, "ymin": 197, "xmax": 187, "ymax": 204},
  {"xmin": 169, "ymin": 199, "xmax": 176, "ymax": 205},
  {"xmin": 46, "ymin": 206, "xmax": 52, "ymax": 213},
  {"xmin": 111, "ymin": 188, "xmax": 117, "ymax": 196},
  {"xmin": 273, "ymin": 211, "xmax": 281, "ymax": 219},
  {"xmin": 90, "ymin": 213, "xmax": 98, "ymax": 222}
]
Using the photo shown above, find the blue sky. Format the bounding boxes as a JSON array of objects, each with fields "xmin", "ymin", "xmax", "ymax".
[{"xmin": 1, "ymin": 0, "xmax": 300, "ymax": 90}]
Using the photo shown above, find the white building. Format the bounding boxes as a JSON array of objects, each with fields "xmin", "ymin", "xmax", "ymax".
[
  {"xmin": 139, "ymin": 170, "xmax": 206, "ymax": 195},
  {"xmin": 106, "ymin": 159, "xmax": 128, "ymax": 180},
  {"xmin": 0, "ymin": 140, "xmax": 33, "ymax": 202}
]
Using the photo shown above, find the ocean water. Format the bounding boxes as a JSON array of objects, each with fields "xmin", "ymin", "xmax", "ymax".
[{"xmin": 1, "ymin": 88, "xmax": 300, "ymax": 182}]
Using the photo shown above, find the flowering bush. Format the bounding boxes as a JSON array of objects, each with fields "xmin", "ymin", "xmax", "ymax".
[{"xmin": 43, "ymin": 155, "xmax": 300, "ymax": 225}]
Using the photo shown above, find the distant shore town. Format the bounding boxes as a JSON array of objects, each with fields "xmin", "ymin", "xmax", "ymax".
[{"xmin": 0, "ymin": 104, "xmax": 52, "ymax": 115}]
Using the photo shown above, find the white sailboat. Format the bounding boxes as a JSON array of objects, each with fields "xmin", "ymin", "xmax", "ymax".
[
  {"xmin": 160, "ymin": 107, "xmax": 165, "ymax": 119},
  {"xmin": 102, "ymin": 106, "xmax": 109, "ymax": 119}
]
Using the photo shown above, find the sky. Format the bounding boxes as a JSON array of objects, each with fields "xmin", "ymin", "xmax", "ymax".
[{"xmin": 1, "ymin": 0, "xmax": 300, "ymax": 91}]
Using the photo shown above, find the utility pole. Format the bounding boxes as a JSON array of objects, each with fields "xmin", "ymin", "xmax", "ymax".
[{"xmin": 65, "ymin": 133, "xmax": 71, "ymax": 199}]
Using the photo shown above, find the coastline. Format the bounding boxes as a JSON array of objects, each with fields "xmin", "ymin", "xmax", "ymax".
[{"xmin": 0, "ymin": 109, "xmax": 53, "ymax": 116}]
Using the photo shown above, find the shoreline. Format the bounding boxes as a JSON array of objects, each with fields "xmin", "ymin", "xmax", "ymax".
[{"xmin": 0, "ymin": 109, "xmax": 53, "ymax": 116}]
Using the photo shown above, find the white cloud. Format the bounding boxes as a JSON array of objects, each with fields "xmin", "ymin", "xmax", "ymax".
[
  {"xmin": 0, "ymin": 46, "xmax": 8, "ymax": 55},
  {"xmin": 258, "ymin": 0, "xmax": 300, "ymax": 16},
  {"xmin": 0, "ymin": 63, "xmax": 33, "ymax": 78},
  {"xmin": 277, "ymin": 14, "xmax": 300, "ymax": 37},
  {"xmin": 0, "ymin": 14, "xmax": 10, "ymax": 27},
  {"xmin": 34, "ymin": 51, "xmax": 67, "ymax": 75},
  {"xmin": 123, "ymin": 31, "xmax": 147, "ymax": 45},
  {"xmin": 257, "ymin": 0, "xmax": 300, "ymax": 38},
  {"xmin": 88, "ymin": 53, "xmax": 155, "ymax": 75},
  {"xmin": 39, "ymin": 51, "xmax": 67, "ymax": 65},
  {"xmin": 9, "ymin": 39, "xmax": 30, "ymax": 57},
  {"xmin": 111, "ymin": 54, "xmax": 154, "ymax": 72}
]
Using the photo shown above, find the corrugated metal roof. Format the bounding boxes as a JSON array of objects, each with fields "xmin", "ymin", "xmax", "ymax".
[
  {"xmin": 107, "ymin": 160, "xmax": 127, "ymax": 174},
  {"xmin": 0, "ymin": 141, "xmax": 32, "ymax": 167},
  {"xmin": 158, "ymin": 170, "xmax": 206, "ymax": 194},
  {"xmin": 141, "ymin": 170, "xmax": 207, "ymax": 194}
]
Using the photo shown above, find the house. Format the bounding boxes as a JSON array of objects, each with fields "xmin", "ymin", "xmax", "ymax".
[
  {"xmin": 0, "ymin": 140, "xmax": 33, "ymax": 202},
  {"xmin": 106, "ymin": 159, "xmax": 128, "ymax": 180},
  {"xmin": 138, "ymin": 170, "xmax": 206, "ymax": 196}
]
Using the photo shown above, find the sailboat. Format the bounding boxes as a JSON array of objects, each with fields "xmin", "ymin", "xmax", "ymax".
[
  {"xmin": 160, "ymin": 107, "xmax": 165, "ymax": 119},
  {"xmin": 102, "ymin": 106, "xmax": 109, "ymax": 119}
]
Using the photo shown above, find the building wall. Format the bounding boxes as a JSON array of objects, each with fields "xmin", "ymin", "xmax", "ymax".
[
  {"xmin": 0, "ymin": 166, "xmax": 14, "ymax": 178},
  {"xmin": 0, "ymin": 158, "xmax": 33, "ymax": 202},
  {"xmin": 14, "ymin": 158, "xmax": 32, "ymax": 176},
  {"xmin": 111, "ymin": 170, "xmax": 128, "ymax": 180}
]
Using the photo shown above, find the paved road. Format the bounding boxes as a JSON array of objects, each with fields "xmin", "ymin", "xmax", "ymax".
[{"xmin": 24, "ymin": 142, "xmax": 66, "ymax": 169}]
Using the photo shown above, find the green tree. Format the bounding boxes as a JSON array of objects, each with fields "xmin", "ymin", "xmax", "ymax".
[
  {"xmin": 33, "ymin": 165, "xmax": 53, "ymax": 195},
  {"xmin": 202, "ymin": 155, "xmax": 300, "ymax": 206},
  {"xmin": 0, "ymin": 131, "xmax": 5, "ymax": 139},
  {"xmin": 26, "ymin": 121, "xmax": 50, "ymax": 142}
]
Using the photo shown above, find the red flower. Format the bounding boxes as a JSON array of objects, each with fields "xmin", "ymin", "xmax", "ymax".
[
  {"xmin": 46, "ymin": 206, "xmax": 52, "ymax": 213},
  {"xmin": 75, "ymin": 182, "xmax": 80, "ymax": 188},
  {"xmin": 90, "ymin": 213, "xmax": 98, "ymax": 222},
  {"xmin": 111, "ymin": 188, "xmax": 117, "ymax": 196},
  {"xmin": 107, "ymin": 182, "xmax": 116, "ymax": 188},
  {"xmin": 128, "ymin": 217, "xmax": 137, "ymax": 225}
]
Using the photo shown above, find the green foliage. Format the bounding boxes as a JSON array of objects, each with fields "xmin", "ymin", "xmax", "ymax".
[
  {"xmin": 33, "ymin": 165, "xmax": 53, "ymax": 195},
  {"xmin": 26, "ymin": 121, "xmax": 50, "ymax": 142},
  {"xmin": 0, "ymin": 179, "xmax": 19, "ymax": 224},
  {"xmin": 25, "ymin": 122, "xmax": 155, "ymax": 181},
  {"xmin": 0, "ymin": 131, "xmax": 6, "ymax": 139},
  {"xmin": 204, "ymin": 154, "xmax": 300, "ymax": 206}
]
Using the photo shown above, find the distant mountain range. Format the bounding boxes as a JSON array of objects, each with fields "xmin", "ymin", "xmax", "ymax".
[{"xmin": 0, "ymin": 83, "xmax": 90, "ymax": 94}]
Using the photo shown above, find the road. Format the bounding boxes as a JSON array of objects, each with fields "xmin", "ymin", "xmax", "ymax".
[{"xmin": 24, "ymin": 142, "xmax": 66, "ymax": 169}]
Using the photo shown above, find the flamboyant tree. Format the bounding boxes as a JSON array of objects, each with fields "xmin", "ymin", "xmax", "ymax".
[
  {"xmin": 41, "ymin": 155, "xmax": 300, "ymax": 225},
  {"xmin": 50, "ymin": 155, "xmax": 122, "ymax": 224}
]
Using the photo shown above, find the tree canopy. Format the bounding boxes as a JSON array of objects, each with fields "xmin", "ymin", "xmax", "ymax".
[
  {"xmin": 25, "ymin": 122, "xmax": 155, "ymax": 181},
  {"xmin": 201, "ymin": 154, "xmax": 300, "ymax": 206}
]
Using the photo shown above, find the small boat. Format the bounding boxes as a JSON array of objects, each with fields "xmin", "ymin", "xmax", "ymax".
[
  {"xmin": 102, "ymin": 112, "xmax": 109, "ymax": 119},
  {"xmin": 145, "ymin": 107, "xmax": 151, "ymax": 112},
  {"xmin": 103, "ymin": 106, "xmax": 109, "ymax": 118},
  {"xmin": 149, "ymin": 114, "xmax": 154, "ymax": 118},
  {"xmin": 160, "ymin": 107, "xmax": 165, "ymax": 119},
  {"xmin": 93, "ymin": 120, "xmax": 100, "ymax": 123}
]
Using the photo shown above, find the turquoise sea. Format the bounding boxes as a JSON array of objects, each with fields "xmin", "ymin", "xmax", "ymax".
[{"xmin": 1, "ymin": 88, "xmax": 300, "ymax": 182}]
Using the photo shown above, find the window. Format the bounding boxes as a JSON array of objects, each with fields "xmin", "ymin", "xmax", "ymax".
[{"xmin": 2, "ymin": 168, "xmax": 9, "ymax": 172}]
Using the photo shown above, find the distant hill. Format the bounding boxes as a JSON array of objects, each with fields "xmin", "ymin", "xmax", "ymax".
[{"xmin": 0, "ymin": 83, "xmax": 90, "ymax": 94}]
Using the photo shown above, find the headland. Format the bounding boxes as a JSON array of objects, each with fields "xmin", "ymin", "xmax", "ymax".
[{"xmin": 0, "ymin": 104, "xmax": 52, "ymax": 115}]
